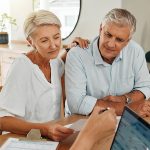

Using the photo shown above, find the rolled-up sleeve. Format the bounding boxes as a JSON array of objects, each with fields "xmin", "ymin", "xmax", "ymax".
[
  {"xmin": 65, "ymin": 48, "xmax": 97, "ymax": 115},
  {"xmin": 133, "ymin": 47, "xmax": 150, "ymax": 99},
  {"xmin": 57, "ymin": 57, "xmax": 65, "ymax": 77}
]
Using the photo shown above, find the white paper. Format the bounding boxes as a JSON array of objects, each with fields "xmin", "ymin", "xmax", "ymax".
[
  {"xmin": 65, "ymin": 117, "xmax": 121, "ymax": 132},
  {"xmin": 1, "ymin": 138, "xmax": 59, "ymax": 150},
  {"xmin": 115, "ymin": 116, "xmax": 121, "ymax": 131},
  {"xmin": 65, "ymin": 119, "xmax": 87, "ymax": 132}
]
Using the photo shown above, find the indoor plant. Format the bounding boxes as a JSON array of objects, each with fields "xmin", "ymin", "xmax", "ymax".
[{"xmin": 0, "ymin": 13, "xmax": 17, "ymax": 44}]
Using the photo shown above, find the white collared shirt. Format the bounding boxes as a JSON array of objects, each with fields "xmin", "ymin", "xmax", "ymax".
[
  {"xmin": 65, "ymin": 36, "xmax": 150, "ymax": 115},
  {"xmin": 0, "ymin": 55, "xmax": 64, "ymax": 122}
]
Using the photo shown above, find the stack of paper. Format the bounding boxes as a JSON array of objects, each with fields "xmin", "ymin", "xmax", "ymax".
[{"xmin": 1, "ymin": 138, "xmax": 59, "ymax": 150}]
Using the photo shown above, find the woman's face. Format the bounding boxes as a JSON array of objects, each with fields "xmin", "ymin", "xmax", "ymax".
[{"xmin": 29, "ymin": 25, "xmax": 61, "ymax": 60}]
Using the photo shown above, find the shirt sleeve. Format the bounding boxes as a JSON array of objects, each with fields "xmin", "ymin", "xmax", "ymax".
[
  {"xmin": 65, "ymin": 48, "xmax": 97, "ymax": 115},
  {"xmin": 0, "ymin": 56, "xmax": 30, "ymax": 118},
  {"xmin": 57, "ymin": 57, "xmax": 65, "ymax": 77},
  {"xmin": 133, "ymin": 46, "xmax": 150, "ymax": 99}
]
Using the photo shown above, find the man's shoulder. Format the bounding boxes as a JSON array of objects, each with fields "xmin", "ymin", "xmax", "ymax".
[
  {"xmin": 69, "ymin": 46, "xmax": 83, "ymax": 52},
  {"xmin": 68, "ymin": 45, "xmax": 91, "ymax": 56},
  {"xmin": 123, "ymin": 40, "xmax": 145, "ymax": 59},
  {"xmin": 127, "ymin": 40, "xmax": 143, "ymax": 50}
]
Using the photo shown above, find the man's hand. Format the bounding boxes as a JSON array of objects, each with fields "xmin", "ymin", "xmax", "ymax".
[
  {"xmin": 95, "ymin": 95, "xmax": 126, "ymax": 115},
  {"xmin": 102, "ymin": 95, "xmax": 125, "ymax": 103},
  {"xmin": 136, "ymin": 100, "xmax": 150, "ymax": 117}
]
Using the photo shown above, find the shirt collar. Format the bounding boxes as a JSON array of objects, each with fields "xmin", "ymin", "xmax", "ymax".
[
  {"xmin": 91, "ymin": 36, "xmax": 104, "ymax": 65},
  {"xmin": 115, "ymin": 51, "xmax": 123, "ymax": 62},
  {"xmin": 91, "ymin": 36, "xmax": 123, "ymax": 65}
]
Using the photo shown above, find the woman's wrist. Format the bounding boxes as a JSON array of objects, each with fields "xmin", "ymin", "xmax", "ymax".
[{"xmin": 31, "ymin": 123, "xmax": 48, "ymax": 137}]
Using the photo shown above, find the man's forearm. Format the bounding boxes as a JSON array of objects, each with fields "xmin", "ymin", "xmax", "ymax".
[
  {"xmin": 95, "ymin": 90, "xmax": 145, "ymax": 115},
  {"xmin": 124, "ymin": 90, "xmax": 146, "ymax": 112}
]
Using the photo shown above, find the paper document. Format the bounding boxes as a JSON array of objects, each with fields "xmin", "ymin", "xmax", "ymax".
[
  {"xmin": 115, "ymin": 116, "xmax": 121, "ymax": 131},
  {"xmin": 65, "ymin": 117, "xmax": 121, "ymax": 132},
  {"xmin": 65, "ymin": 119, "xmax": 87, "ymax": 132},
  {"xmin": 1, "ymin": 138, "xmax": 59, "ymax": 150}
]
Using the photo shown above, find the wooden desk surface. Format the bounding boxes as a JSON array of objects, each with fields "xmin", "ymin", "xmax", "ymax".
[
  {"xmin": 0, "ymin": 115, "xmax": 87, "ymax": 150},
  {"xmin": 0, "ymin": 115, "xmax": 150, "ymax": 150}
]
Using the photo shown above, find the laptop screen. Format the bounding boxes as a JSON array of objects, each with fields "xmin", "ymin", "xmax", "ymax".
[{"xmin": 110, "ymin": 106, "xmax": 150, "ymax": 150}]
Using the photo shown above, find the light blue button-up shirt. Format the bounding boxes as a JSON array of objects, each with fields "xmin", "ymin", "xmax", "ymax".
[{"xmin": 65, "ymin": 36, "xmax": 150, "ymax": 115}]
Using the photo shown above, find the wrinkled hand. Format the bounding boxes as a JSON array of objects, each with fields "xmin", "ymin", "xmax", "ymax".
[
  {"xmin": 103, "ymin": 95, "xmax": 125, "ymax": 103},
  {"xmin": 136, "ymin": 100, "xmax": 150, "ymax": 117},
  {"xmin": 68, "ymin": 37, "xmax": 90, "ymax": 49},
  {"xmin": 43, "ymin": 122, "xmax": 74, "ymax": 141}
]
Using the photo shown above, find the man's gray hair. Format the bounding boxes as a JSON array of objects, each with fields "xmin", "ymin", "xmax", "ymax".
[
  {"xmin": 24, "ymin": 10, "xmax": 61, "ymax": 38},
  {"xmin": 102, "ymin": 8, "xmax": 136, "ymax": 36}
]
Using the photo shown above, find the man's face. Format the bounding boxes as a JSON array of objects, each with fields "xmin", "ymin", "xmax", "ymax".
[{"xmin": 99, "ymin": 22, "xmax": 131, "ymax": 63}]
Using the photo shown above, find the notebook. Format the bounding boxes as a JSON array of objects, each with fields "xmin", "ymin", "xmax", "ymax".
[{"xmin": 110, "ymin": 106, "xmax": 150, "ymax": 150}]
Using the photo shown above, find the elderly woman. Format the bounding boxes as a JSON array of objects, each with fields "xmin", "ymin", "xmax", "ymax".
[{"xmin": 0, "ymin": 10, "xmax": 88, "ymax": 141}]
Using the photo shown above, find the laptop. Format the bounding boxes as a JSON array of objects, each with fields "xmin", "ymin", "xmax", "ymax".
[{"xmin": 110, "ymin": 106, "xmax": 150, "ymax": 150}]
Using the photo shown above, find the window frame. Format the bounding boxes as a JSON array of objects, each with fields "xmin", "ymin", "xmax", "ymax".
[{"xmin": 32, "ymin": 0, "xmax": 81, "ymax": 40}]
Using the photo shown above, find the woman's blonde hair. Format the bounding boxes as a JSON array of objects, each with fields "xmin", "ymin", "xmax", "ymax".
[{"xmin": 23, "ymin": 10, "xmax": 61, "ymax": 38}]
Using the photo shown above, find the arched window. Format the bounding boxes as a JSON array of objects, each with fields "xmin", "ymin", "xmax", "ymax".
[{"xmin": 33, "ymin": 0, "xmax": 81, "ymax": 40}]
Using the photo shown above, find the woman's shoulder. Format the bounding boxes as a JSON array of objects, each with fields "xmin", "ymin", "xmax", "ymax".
[{"xmin": 11, "ymin": 54, "xmax": 34, "ymax": 72}]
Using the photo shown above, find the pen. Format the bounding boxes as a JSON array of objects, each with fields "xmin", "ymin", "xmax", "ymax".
[{"xmin": 99, "ymin": 107, "xmax": 110, "ymax": 114}]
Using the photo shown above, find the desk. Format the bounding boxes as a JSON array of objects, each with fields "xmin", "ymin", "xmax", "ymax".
[{"xmin": 0, "ymin": 115, "xmax": 150, "ymax": 150}]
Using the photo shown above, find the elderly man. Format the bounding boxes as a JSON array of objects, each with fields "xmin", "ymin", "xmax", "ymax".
[{"xmin": 65, "ymin": 8, "xmax": 150, "ymax": 116}]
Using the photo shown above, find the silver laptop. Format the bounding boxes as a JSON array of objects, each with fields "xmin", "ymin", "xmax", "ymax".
[{"xmin": 110, "ymin": 106, "xmax": 150, "ymax": 150}]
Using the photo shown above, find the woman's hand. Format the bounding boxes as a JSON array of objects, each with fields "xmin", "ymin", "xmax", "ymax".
[
  {"xmin": 61, "ymin": 37, "xmax": 90, "ymax": 62},
  {"xmin": 42, "ymin": 122, "xmax": 74, "ymax": 141},
  {"xmin": 67, "ymin": 37, "xmax": 90, "ymax": 50}
]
